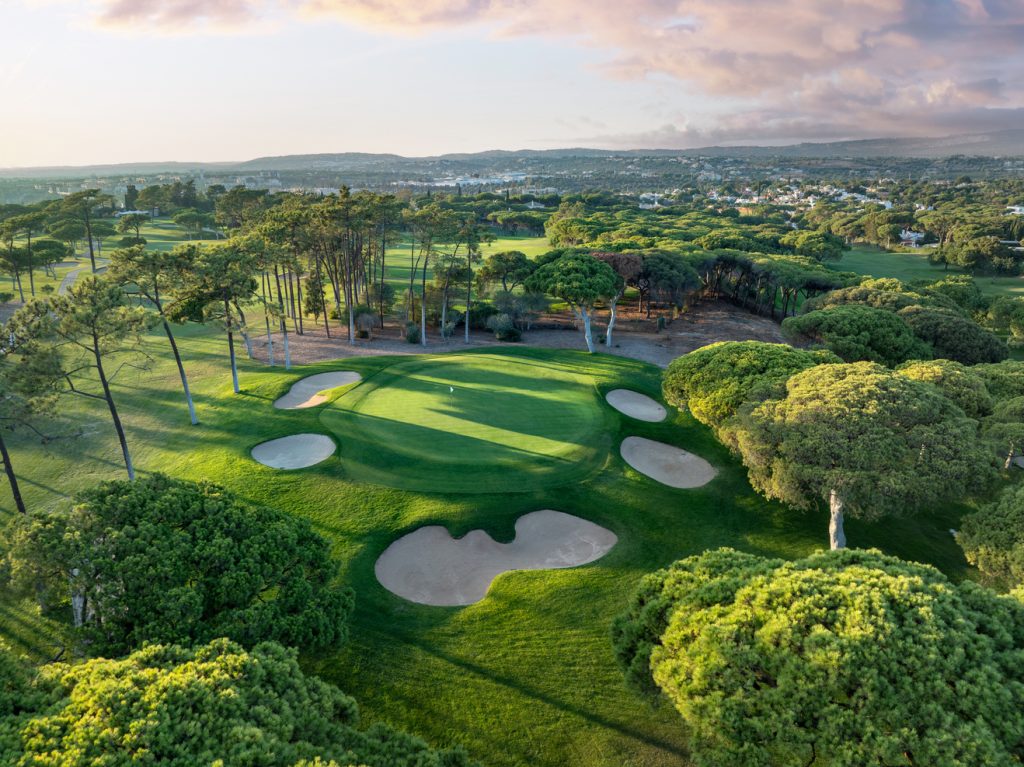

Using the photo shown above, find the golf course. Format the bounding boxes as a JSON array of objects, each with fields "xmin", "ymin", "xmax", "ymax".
[{"xmin": 0, "ymin": 320, "xmax": 974, "ymax": 767}]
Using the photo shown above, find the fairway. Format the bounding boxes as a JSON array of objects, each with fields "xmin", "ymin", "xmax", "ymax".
[
  {"xmin": 834, "ymin": 243, "xmax": 1024, "ymax": 298},
  {"xmin": 321, "ymin": 354, "xmax": 610, "ymax": 493}
]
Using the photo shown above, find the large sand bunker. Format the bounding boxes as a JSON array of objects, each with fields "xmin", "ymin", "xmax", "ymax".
[
  {"xmin": 375, "ymin": 510, "xmax": 617, "ymax": 606},
  {"xmin": 605, "ymin": 389, "xmax": 667, "ymax": 422},
  {"xmin": 620, "ymin": 436, "xmax": 717, "ymax": 488},
  {"xmin": 274, "ymin": 371, "xmax": 362, "ymax": 409},
  {"xmin": 251, "ymin": 433, "xmax": 336, "ymax": 469}
]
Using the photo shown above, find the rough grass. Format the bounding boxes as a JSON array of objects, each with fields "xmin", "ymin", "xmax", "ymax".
[{"xmin": 1, "ymin": 325, "xmax": 976, "ymax": 767}]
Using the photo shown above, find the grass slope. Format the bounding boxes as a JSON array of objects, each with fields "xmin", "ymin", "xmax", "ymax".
[
  {"xmin": 322, "ymin": 353, "xmax": 608, "ymax": 494},
  {"xmin": 1, "ymin": 327, "xmax": 974, "ymax": 766}
]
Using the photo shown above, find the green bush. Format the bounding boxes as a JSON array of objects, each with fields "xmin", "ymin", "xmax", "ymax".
[
  {"xmin": 4, "ymin": 474, "xmax": 354, "ymax": 656},
  {"xmin": 405, "ymin": 322, "xmax": 421, "ymax": 344}
]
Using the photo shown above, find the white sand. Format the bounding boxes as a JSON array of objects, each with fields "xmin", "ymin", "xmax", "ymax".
[
  {"xmin": 375, "ymin": 510, "xmax": 617, "ymax": 606},
  {"xmin": 274, "ymin": 371, "xmax": 362, "ymax": 409},
  {"xmin": 605, "ymin": 389, "xmax": 667, "ymax": 422},
  {"xmin": 620, "ymin": 436, "xmax": 717, "ymax": 488},
  {"xmin": 251, "ymin": 434, "xmax": 336, "ymax": 469}
]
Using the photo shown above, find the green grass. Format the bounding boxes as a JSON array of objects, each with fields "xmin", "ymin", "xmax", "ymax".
[
  {"xmin": 835, "ymin": 243, "xmax": 1024, "ymax": 298},
  {"xmin": 321, "ymin": 353, "xmax": 610, "ymax": 494},
  {"xmin": 384, "ymin": 235, "xmax": 551, "ymax": 290},
  {"xmin": 1, "ymin": 324, "xmax": 977, "ymax": 766}
]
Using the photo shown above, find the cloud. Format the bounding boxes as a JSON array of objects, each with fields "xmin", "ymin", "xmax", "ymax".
[
  {"xmin": 78, "ymin": 0, "xmax": 1024, "ymax": 142},
  {"xmin": 88, "ymin": 0, "xmax": 277, "ymax": 31}
]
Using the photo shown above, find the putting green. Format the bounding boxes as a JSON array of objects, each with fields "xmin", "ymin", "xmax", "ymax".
[{"xmin": 320, "ymin": 353, "xmax": 611, "ymax": 493}]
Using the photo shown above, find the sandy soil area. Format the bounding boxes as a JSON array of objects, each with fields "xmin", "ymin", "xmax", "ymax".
[
  {"xmin": 247, "ymin": 301, "xmax": 788, "ymax": 369},
  {"xmin": 251, "ymin": 433, "xmax": 336, "ymax": 469},
  {"xmin": 274, "ymin": 371, "xmax": 362, "ymax": 409},
  {"xmin": 620, "ymin": 436, "xmax": 717, "ymax": 488},
  {"xmin": 375, "ymin": 510, "xmax": 617, "ymax": 606},
  {"xmin": 605, "ymin": 389, "xmax": 667, "ymax": 422}
]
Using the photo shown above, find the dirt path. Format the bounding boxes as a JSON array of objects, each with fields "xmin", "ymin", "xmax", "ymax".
[
  {"xmin": 58, "ymin": 261, "xmax": 107, "ymax": 295},
  {"xmin": 247, "ymin": 301, "xmax": 789, "ymax": 369}
]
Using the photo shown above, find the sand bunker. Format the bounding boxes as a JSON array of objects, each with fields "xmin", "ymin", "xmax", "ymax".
[
  {"xmin": 251, "ymin": 434, "xmax": 336, "ymax": 469},
  {"xmin": 605, "ymin": 389, "xmax": 667, "ymax": 422},
  {"xmin": 375, "ymin": 510, "xmax": 617, "ymax": 606},
  {"xmin": 274, "ymin": 371, "xmax": 362, "ymax": 409},
  {"xmin": 620, "ymin": 436, "xmax": 716, "ymax": 488}
]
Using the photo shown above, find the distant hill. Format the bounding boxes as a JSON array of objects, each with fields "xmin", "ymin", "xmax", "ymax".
[
  {"xmin": 2, "ymin": 131, "xmax": 1022, "ymax": 178},
  {"xmin": 677, "ymin": 130, "xmax": 1024, "ymax": 159}
]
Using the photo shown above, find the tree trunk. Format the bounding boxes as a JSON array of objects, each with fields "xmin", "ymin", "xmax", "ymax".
[
  {"xmin": 314, "ymin": 254, "xmax": 331, "ymax": 339},
  {"xmin": 420, "ymin": 255, "xmax": 429, "ymax": 347},
  {"xmin": 272, "ymin": 265, "xmax": 291, "ymax": 370},
  {"xmin": 234, "ymin": 304, "xmax": 254, "ymax": 359},
  {"xmin": 829, "ymin": 489, "xmax": 846, "ymax": 550},
  {"xmin": 465, "ymin": 257, "xmax": 472, "ymax": 344},
  {"xmin": 0, "ymin": 430, "xmax": 26, "ymax": 514},
  {"xmin": 261, "ymin": 273, "xmax": 275, "ymax": 366},
  {"xmin": 86, "ymin": 221, "xmax": 97, "ymax": 273},
  {"xmin": 161, "ymin": 317, "xmax": 198, "ymax": 425},
  {"xmin": 579, "ymin": 307, "xmax": 595, "ymax": 353},
  {"xmin": 606, "ymin": 290, "xmax": 622, "ymax": 347},
  {"xmin": 225, "ymin": 296, "xmax": 240, "ymax": 394},
  {"xmin": 93, "ymin": 334, "xmax": 134, "ymax": 480}
]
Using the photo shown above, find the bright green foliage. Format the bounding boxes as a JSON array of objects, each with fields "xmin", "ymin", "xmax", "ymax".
[
  {"xmin": 615, "ymin": 548, "xmax": 1024, "ymax": 767},
  {"xmin": 730, "ymin": 362, "xmax": 994, "ymax": 539},
  {"xmin": 0, "ymin": 639, "xmax": 474, "ymax": 767},
  {"xmin": 973, "ymin": 360, "xmax": 1024, "ymax": 400},
  {"xmin": 896, "ymin": 359, "xmax": 994, "ymax": 417},
  {"xmin": 960, "ymin": 483, "xmax": 1024, "ymax": 588},
  {"xmin": 923, "ymin": 274, "xmax": 987, "ymax": 312},
  {"xmin": 982, "ymin": 397, "xmax": 1024, "ymax": 469},
  {"xmin": 782, "ymin": 305, "xmax": 931, "ymax": 366},
  {"xmin": 662, "ymin": 341, "xmax": 837, "ymax": 438},
  {"xmin": 778, "ymin": 229, "xmax": 846, "ymax": 261},
  {"xmin": 803, "ymin": 276, "xmax": 961, "ymax": 315},
  {"xmin": 897, "ymin": 305, "xmax": 1008, "ymax": 364},
  {"xmin": 611, "ymin": 548, "xmax": 778, "ymax": 696},
  {"xmin": 802, "ymin": 281, "xmax": 927, "ymax": 313},
  {"xmin": 4, "ymin": 474, "xmax": 353, "ymax": 656}
]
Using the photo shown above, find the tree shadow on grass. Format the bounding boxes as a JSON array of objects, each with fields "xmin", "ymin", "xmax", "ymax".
[{"xmin": 360, "ymin": 623, "xmax": 690, "ymax": 762}]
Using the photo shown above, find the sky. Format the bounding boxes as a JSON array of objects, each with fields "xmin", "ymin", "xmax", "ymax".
[{"xmin": 2, "ymin": 0, "xmax": 1023, "ymax": 167}]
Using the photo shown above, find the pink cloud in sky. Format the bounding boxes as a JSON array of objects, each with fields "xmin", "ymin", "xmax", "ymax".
[{"xmin": 86, "ymin": 0, "xmax": 1024, "ymax": 145}]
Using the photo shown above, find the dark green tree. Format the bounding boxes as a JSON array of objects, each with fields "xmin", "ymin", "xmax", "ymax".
[
  {"xmin": 782, "ymin": 305, "xmax": 931, "ymax": 366},
  {"xmin": 729, "ymin": 362, "xmax": 994, "ymax": 548},
  {"xmin": 5, "ymin": 474, "xmax": 354, "ymax": 655}
]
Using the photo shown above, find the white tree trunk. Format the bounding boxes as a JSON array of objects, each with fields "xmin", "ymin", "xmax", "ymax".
[
  {"xmin": 829, "ymin": 489, "xmax": 846, "ymax": 550},
  {"xmin": 606, "ymin": 297, "xmax": 619, "ymax": 347},
  {"xmin": 581, "ymin": 308, "xmax": 595, "ymax": 353}
]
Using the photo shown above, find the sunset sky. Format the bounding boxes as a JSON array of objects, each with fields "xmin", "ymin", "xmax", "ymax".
[{"xmin": 2, "ymin": 0, "xmax": 1023, "ymax": 167}]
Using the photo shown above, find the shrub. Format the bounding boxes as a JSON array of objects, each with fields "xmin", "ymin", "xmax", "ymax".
[
  {"xmin": 486, "ymin": 313, "xmax": 522, "ymax": 342},
  {"xmin": 405, "ymin": 322, "xmax": 421, "ymax": 344}
]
